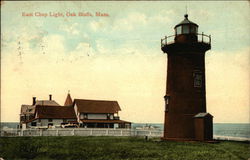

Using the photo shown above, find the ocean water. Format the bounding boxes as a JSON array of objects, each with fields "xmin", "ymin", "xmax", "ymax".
[
  {"xmin": 132, "ymin": 123, "xmax": 250, "ymax": 138},
  {"xmin": 1, "ymin": 122, "xmax": 249, "ymax": 138},
  {"xmin": 0, "ymin": 122, "xmax": 19, "ymax": 129},
  {"xmin": 213, "ymin": 123, "xmax": 250, "ymax": 138}
]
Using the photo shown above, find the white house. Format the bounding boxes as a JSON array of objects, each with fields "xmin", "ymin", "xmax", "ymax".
[
  {"xmin": 26, "ymin": 105, "xmax": 77, "ymax": 128},
  {"xmin": 23, "ymin": 93, "xmax": 131, "ymax": 129},
  {"xmin": 73, "ymin": 98, "xmax": 131, "ymax": 128}
]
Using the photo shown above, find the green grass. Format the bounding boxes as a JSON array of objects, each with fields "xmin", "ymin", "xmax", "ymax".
[{"xmin": 0, "ymin": 136, "xmax": 249, "ymax": 160}]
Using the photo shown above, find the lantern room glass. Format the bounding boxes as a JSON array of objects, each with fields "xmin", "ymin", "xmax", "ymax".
[
  {"xmin": 176, "ymin": 26, "xmax": 182, "ymax": 35},
  {"xmin": 190, "ymin": 25, "xmax": 198, "ymax": 34},
  {"xmin": 182, "ymin": 25, "xmax": 189, "ymax": 34},
  {"xmin": 175, "ymin": 24, "xmax": 198, "ymax": 35}
]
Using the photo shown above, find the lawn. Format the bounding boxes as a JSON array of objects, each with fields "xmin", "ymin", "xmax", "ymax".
[{"xmin": 0, "ymin": 136, "xmax": 249, "ymax": 160}]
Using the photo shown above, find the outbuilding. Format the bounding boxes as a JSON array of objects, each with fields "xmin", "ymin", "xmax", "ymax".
[{"xmin": 194, "ymin": 113, "xmax": 213, "ymax": 141}]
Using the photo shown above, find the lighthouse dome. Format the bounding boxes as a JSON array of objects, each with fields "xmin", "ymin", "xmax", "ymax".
[{"xmin": 174, "ymin": 14, "xmax": 198, "ymax": 35}]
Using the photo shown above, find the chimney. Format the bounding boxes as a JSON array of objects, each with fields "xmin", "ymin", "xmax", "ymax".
[
  {"xmin": 32, "ymin": 97, "xmax": 36, "ymax": 105},
  {"xmin": 49, "ymin": 94, "xmax": 52, "ymax": 101}
]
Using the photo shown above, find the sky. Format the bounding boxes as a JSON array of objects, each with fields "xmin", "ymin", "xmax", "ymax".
[{"xmin": 1, "ymin": 1, "xmax": 249, "ymax": 123}]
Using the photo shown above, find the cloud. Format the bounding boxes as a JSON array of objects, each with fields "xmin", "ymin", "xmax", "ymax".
[
  {"xmin": 149, "ymin": 10, "xmax": 174, "ymax": 24},
  {"xmin": 89, "ymin": 20, "xmax": 109, "ymax": 32},
  {"xmin": 59, "ymin": 22, "xmax": 79, "ymax": 35},
  {"xmin": 112, "ymin": 12, "xmax": 147, "ymax": 31},
  {"xmin": 69, "ymin": 42, "xmax": 94, "ymax": 60},
  {"xmin": 88, "ymin": 11, "xmax": 174, "ymax": 33},
  {"xmin": 111, "ymin": 10, "xmax": 174, "ymax": 32},
  {"xmin": 82, "ymin": 33, "xmax": 89, "ymax": 39}
]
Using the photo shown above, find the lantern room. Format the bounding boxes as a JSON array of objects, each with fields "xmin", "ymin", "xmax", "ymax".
[
  {"xmin": 174, "ymin": 14, "xmax": 198, "ymax": 43},
  {"xmin": 161, "ymin": 14, "xmax": 211, "ymax": 53},
  {"xmin": 175, "ymin": 14, "xmax": 198, "ymax": 35}
]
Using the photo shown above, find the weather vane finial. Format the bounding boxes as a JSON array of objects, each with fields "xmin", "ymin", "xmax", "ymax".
[{"xmin": 184, "ymin": 5, "xmax": 188, "ymax": 19}]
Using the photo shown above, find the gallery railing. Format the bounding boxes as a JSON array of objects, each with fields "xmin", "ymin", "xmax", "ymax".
[{"xmin": 161, "ymin": 33, "xmax": 211, "ymax": 48}]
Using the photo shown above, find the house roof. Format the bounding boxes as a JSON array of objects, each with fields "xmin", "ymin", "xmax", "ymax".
[
  {"xmin": 74, "ymin": 99, "xmax": 121, "ymax": 114},
  {"xmin": 64, "ymin": 93, "xmax": 73, "ymax": 106},
  {"xmin": 35, "ymin": 105, "xmax": 76, "ymax": 119},
  {"xmin": 35, "ymin": 100, "xmax": 60, "ymax": 106},
  {"xmin": 81, "ymin": 119, "xmax": 131, "ymax": 124},
  {"xmin": 194, "ymin": 112, "xmax": 213, "ymax": 118},
  {"xmin": 20, "ymin": 100, "xmax": 60, "ymax": 115},
  {"xmin": 21, "ymin": 105, "xmax": 35, "ymax": 115}
]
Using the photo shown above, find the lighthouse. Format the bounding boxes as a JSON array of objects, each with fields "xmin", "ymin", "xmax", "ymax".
[{"xmin": 161, "ymin": 14, "xmax": 213, "ymax": 141}]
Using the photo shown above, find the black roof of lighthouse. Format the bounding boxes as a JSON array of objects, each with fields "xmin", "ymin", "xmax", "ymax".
[{"xmin": 174, "ymin": 14, "xmax": 198, "ymax": 29}]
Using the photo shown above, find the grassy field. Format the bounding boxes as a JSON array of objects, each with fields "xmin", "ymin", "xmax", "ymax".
[{"xmin": 0, "ymin": 136, "xmax": 249, "ymax": 160}]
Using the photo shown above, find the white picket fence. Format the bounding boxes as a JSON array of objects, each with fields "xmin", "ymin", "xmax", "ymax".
[
  {"xmin": 1, "ymin": 129, "xmax": 249, "ymax": 142},
  {"xmin": 0, "ymin": 128, "xmax": 163, "ymax": 137}
]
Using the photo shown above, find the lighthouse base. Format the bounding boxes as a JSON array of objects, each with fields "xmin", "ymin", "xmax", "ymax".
[
  {"xmin": 161, "ymin": 137, "xmax": 196, "ymax": 142},
  {"xmin": 161, "ymin": 137, "xmax": 218, "ymax": 143},
  {"xmin": 163, "ymin": 112, "xmax": 214, "ymax": 142}
]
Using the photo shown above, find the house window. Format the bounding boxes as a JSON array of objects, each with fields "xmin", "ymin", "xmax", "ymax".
[
  {"xmin": 164, "ymin": 95, "xmax": 170, "ymax": 112},
  {"xmin": 84, "ymin": 114, "xmax": 88, "ymax": 119},
  {"xmin": 31, "ymin": 122, "xmax": 37, "ymax": 126},
  {"xmin": 48, "ymin": 123, "xmax": 53, "ymax": 126},
  {"xmin": 38, "ymin": 119, "xmax": 41, "ymax": 122},
  {"xmin": 48, "ymin": 118, "xmax": 53, "ymax": 122},
  {"xmin": 107, "ymin": 114, "xmax": 110, "ymax": 120},
  {"xmin": 110, "ymin": 114, "xmax": 114, "ymax": 120},
  {"xmin": 80, "ymin": 114, "xmax": 84, "ymax": 119}
]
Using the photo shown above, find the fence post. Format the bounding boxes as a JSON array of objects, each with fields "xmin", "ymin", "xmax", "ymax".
[
  {"xmin": 40, "ymin": 129, "xmax": 42, "ymax": 136},
  {"xmin": 120, "ymin": 130, "xmax": 123, "ymax": 136},
  {"xmin": 72, "ymin": 129, "xmax": 75, "ymax": 136},
  {"xmin": 106, "ymin": 129, "xmax": 108, "ymax": 136},
  {"xmin": 90, "ymin": 129, "xmax": 93, "ymax": 136},
  {"xmin": 56, "ymin": 129, "xmax": 59, "ymax": 136}
]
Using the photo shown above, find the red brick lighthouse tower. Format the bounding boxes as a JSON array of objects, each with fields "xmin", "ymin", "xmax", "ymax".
[{"xmin": 161, "ymin": 14, "xmax": 213, "ymax": 141}]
